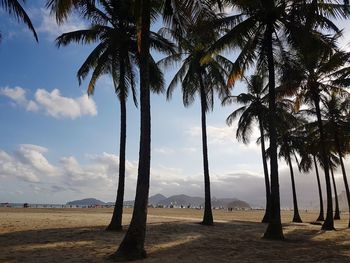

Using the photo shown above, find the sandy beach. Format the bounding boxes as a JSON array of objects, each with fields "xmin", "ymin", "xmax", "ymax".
[{"xmin": 0, "ymin": 208, "xmax": 350, "ymax": 262}]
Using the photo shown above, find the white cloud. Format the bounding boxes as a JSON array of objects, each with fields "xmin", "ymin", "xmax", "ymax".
[
  {"xmin": 37, "ymin": 8, "xmax": 87, "ymax": 39},
  {"xmin": 0, "ymin": 86, "xmax": 97, "ymax": 119},
  {"xmin": 0, "ymin": 86, "xmax": 38, "ymax": 112},
  {"xmin": 15, "ymin": 144, "xmax": 57, "ymax": 175},
  {"xmin": 35, "ymin": 89, "xmax": 97, "ymax": 119}
]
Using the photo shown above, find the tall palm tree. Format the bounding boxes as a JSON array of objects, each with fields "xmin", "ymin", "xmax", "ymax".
[
  {"xmin": 1, "ymin": 0, "xmax": 38, "ymax": 41},
  {"xmin": 298, "ymin": 132, "xmax": 325, "ymax": 222},
  {"xmin": 275, "ymin": 110, "xmax": 304, "ymax": 223},
  {"xmin": 159, "ymin": 15, "xmax": 232, "ymax": 226},
  {"xmin": 223, "ymin": 74, "xmax": 271, "ymax": 223},
  {"xmin": 56, "ymin": 0, "xmax": 173, "ymax": 234},
  {"xmin": 47, "ymin": 0, "xmax": 216, "ymax": 259},
  {"xmin": 322, "ymin": 92, "xmax": 350, "ymax": 226}
]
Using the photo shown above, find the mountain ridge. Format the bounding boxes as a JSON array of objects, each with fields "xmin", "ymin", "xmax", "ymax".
[{"xmin": 67, "ymin": 194, "xmax": 251, "ymax": 208}]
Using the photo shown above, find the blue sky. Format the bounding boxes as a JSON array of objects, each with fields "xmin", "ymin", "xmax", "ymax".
[{"xmin": 0, "ymin": 1, "xmax": 350, "ymax": 208}]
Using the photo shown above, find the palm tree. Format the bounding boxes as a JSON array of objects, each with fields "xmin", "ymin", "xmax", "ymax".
[
  {"xmin": 223, "ymin": 74, "xmax": 271, "ymax": 223},
  {"xmin": 159, "ymin": 15, "xmax": 232, "ymax": 226},
  {"xmin": 329, "ymin": 156, "xmax": 341, "ymax": 220},
  {"xmin": 47, "ymin": 0, "xmax": 216, "ymax": 259},
  {"xmin": 313, "ymin": 155, "xmax": 325, "ymax": 221},
  {"xmin": 322, "ymin": 92, "xmax": 350, "ymax": 226},
  {"xmin": 1, "ymin": 0, "xmax": 38, "ymax": 41},
  {"xmin": 56, "ymin": 0, "xmax": 173, "ymax": 234},
  {"xmin": 275, "ymin": 109, "xmax": 304, "ymax": 223}
]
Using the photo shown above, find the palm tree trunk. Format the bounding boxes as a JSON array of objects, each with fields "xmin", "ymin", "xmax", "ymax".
[
  {"xmin": 199, "ymin": 77, "xmax": 213, "ymax": 226},
  {"xmin": 263, "ymin": 24, "xmax": 284, "ymax": 240},
  {"xmin": 330, "ymin": 161, "xmax": 341, "ymax": 220},
  {"xmin": 335, "ymin": 135, "xmax": 350, "ymax": 227},
  {"xmin": 287, "ymin": 151, "xmax": 302, "ymax": 223},
  {"xmin": 111, "ymin": 0, "xmax": 151, "ymax": 260},
  {"xmin": 314, "ymin": 155, "xmax": 324, "ymax": 221},
  {"xmin": 258, "ymin": 116, "xmax": 271, "ymax": 223},
  {"xmin": 106, "ymin": 71, "xmax": 127, "ymax": 232},
  {"xmin": 313, "ymin": 93, "xmax": 334, "ymax": 230}
]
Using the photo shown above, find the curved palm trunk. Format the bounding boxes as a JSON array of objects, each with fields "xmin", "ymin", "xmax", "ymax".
[
  {"xmin": 106, "ymin": 86, "xmax": 127, "ymax": 232},
  {"xmin": 335, "ymin": 135, "xmax": 350, "ymax": 227},
  {"xmin": 111, "ymin": 1, "xmax": 151, "ymax": 260},
  {"xmin": 313, "ymin": 93, "xmax": 334, "ymax": 230},
  {"xmin": 199, "ymin": 77, "xmax": 213, "ymax": 226},
  {"xmin": 263, "ymin": 24, "xmax": 284, "ymax": 240},
  {"xmin": 287, "ymin": 151, "xmax": 302, "ymax": 223},
  {"xmin": 258, "ymin": 116, "xmax": 271, "ymax": 223},
  {"xmin": 314, "ymin": 155, "xmax": 324, "ymax": 221},
  {"xmin": 330, "ymin": 162, "xmax": 341, "ymax": 220}
]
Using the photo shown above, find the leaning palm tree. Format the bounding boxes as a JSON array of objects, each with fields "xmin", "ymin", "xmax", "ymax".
[
  {"xmin": 1, "ymin": 0, "xmax": 38, "ymax": 41},
  {"xmin": 223, "ymin": 74, "xmax": 271, "ymax": 223},
  {"xmin": 159, "ymin": 15, "xmax": 232, "ymax": 226},
  {"xmin": 56, "ymin": 0, "xmax": 173, "ymax": 233}
]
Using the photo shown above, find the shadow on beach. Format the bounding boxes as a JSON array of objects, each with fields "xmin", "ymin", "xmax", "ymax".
[{"xmin": 1, "ymin": 218, "xmax": 350, "ymax": 262}]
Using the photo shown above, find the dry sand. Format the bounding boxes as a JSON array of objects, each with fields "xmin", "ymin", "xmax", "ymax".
[{"xmin": 0, "ymin": 208, "xmax": 350, "ymax": 262}]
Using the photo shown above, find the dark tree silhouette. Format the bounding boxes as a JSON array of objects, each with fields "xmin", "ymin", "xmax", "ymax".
[{"xmin": 223, "ymin": 74, "xmax": 271, "ymax": 223}]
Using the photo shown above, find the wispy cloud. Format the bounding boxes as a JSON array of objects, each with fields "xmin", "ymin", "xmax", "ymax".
[{"xmin": 0, "ymin": 86, "xmax": 97, "ymax": 119}]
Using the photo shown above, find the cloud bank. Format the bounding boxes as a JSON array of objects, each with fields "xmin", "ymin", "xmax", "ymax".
[{"xmin": 1, "ymin": 143, "xmax": 348, "ymax": 209}]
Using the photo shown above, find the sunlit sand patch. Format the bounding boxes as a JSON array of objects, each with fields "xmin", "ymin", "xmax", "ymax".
[
  {"xmin": 13, "ymin": 241, "xmax": 95, "ymax": 251},
  {"xmin": 148, "ymin": 234, "xmax": 202, "ymax": 253}
]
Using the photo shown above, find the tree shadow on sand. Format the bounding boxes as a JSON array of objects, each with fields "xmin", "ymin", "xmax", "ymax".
[{"xmin": 0, "ymin": 220, "xmax": 349, "ymax": 262}]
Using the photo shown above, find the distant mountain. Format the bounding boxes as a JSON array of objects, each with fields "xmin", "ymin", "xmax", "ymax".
[
  {"xmin": 149, "ymin": 194, "xmax": 167, "ymax": 204},
  {"xmin": 158, "ymin": 194, "xmax": 204, "ymax": 207},
  {"xmin": 66, "ymin": 198, "xmax": 105, "ymax": 206},
  {"xmin": 66, "ymin": 194, "xmax": 251, "ymax": 209}
]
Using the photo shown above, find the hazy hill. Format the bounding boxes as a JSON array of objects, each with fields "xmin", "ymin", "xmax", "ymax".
[
  {"xmin": 149, "ymin": 194, "xmax": 167, "ymax": 204},
  {"xmin": 158, "ymin": 194, "xmax": 204, "ymax": 207},
  {"xmin": 67, "ymin": 194, "xmax": 251, "ymax": 209}
]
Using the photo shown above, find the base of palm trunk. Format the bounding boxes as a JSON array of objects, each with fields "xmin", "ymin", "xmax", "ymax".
[
  {"xmin": 334, "ymin": 212, "xmax": 341, "ymax": 220},
  {"xmin": 316, "ymin": 214, "xmax": 325, "ymax": 221},
  {"xmin": 321, "ymin": 219, "xmax": 335, "ymax": 231},
  {"xmin": 109, "ymin": 247, "xmax": 147, "ymax": 262},
  {"xmin": 292, "ymin": 214, "xmax": 303, "ymax": 223},
  {"xmin": 261, "ymin": 212, "xmax": 270, "ymax": 223},
  {"xmin": 201, "ymin": 219, "xmax": 214, "ymax": 226},
  {"xmin": 263, "ymin": 222, "xmax": 284, "ymax": 240},
  {"xmin": 106, "ymin": 224, "xmax": 123, "ymax": 232}
]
